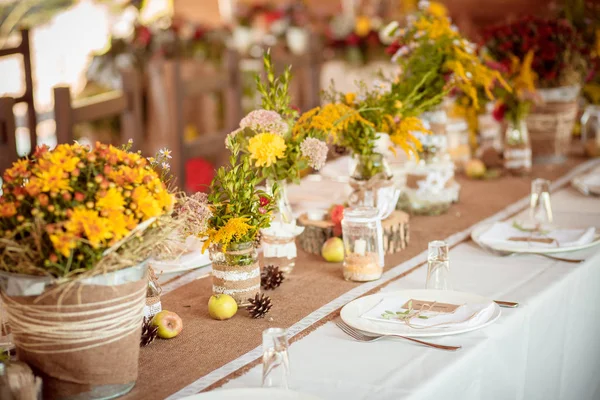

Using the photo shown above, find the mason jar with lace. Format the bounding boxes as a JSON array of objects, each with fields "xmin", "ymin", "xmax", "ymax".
[
  {"xmin": 348, "ymin": 152, "xmax": 399, "ymax": 217},
  {"xmin": 341, "ymin": 207, "xmax": 385, "ymax": 282},
  {"xmin": 209, "ymin": 241, "xmax": 260, "ymax": 306},
  {"xmin": 398, "ymin": 133, "xmax": 460, "ymax": 216}
]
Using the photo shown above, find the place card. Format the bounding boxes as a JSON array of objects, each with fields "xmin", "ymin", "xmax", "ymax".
[
  {"xmin": 507, "ymin": 237, "xmax": 555, "ymax": 244},
  {"xmin": 401, "ymin": 299, "xmax": 459, "ymax": 313}
]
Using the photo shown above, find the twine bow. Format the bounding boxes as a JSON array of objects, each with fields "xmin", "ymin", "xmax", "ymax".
[{"xmin": 348, "ymin": 173, "xmax": 394, "ymax": 209}]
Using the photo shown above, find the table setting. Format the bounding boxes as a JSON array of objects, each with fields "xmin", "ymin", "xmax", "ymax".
[{"xmin": 2, "ymin": 2, "xmax": 600, "ymax": 400}]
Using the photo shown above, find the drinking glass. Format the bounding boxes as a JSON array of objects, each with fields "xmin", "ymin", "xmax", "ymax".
[
  {"xmin": 529, "ymin": 178, "xmax": 553, "ymax": 226},
  {"xmin": 426, "ymin": 240, "xmax": 451, "ymax": 290},
  {"xmin": 262, "ymin": 328, "xmax": 290, "ymax": 389}
]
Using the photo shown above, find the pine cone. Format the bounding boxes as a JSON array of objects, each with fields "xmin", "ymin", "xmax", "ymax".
[
  {"xmin": 246, "ymin": 293, "xmax": 272, "ymax": 319},
  {"xmin": 140, "ymin": 317, "xmax": 158, "ymax": 347},
  {"xmin": 261, "ymin": 265, "xmax": 284, "ymax": 290}
]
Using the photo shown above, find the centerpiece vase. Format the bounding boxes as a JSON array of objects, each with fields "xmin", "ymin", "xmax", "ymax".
[
  {"xmin": 262, "ymin": 180, "xmax": 304, "ymax": 275},
  {"xmin": 0, "ymin": 264, "xmax": 147, "ymax": 399},
  {"xmin": 209, "ymin": 241, "xmax": 260, "ymax": 306},
  {"xmin": 348, "ymin": 153, "xmax": 396, "ymax": 214},
  {"xmin": 503, "ymin": 119, "xmax": 532, "ymax": 175},
  {"xmin": 526, "ymin": 85, "xmax": 580, "ymax": 164}
]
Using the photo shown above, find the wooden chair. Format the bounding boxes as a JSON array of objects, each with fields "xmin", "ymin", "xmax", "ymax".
[
  {"xmin": 146, "ymin": 50, "xmax": 243, "ymax": 192},
  {"xmin": 271, "ymin": 33, "xmax": 323, "ymax": 112},
  {"xmin": 53, "ymin": 69, "xmax": 144, "ymax": 150},
  {"xmin": 0, "ymin": 29, "xmax": 36, "ymax": 154},
  {"xmin": 0, "ymin": 97, "xmax": 17, "ymax": 173}
]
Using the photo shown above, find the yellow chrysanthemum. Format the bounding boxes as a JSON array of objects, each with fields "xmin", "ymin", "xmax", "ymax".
[
  {"xmin": 40, "ymin": 151, "xmax": 80, "ymax": 173},
  {"xmin": 155, "ymin": 188, "xmax": 174, "ymax": 212},
  {"xmin": 96, "ymin": 187, "xmax": 125, "ymax": 213},
  {"xmin": 36, "ymin": 165, "xmax": 71, "ymax": 193},
  {"xmin": 0, "ymin": 202, "xmax": 17, "ymax": 218},
  {"xmin": 247, "ymin": 133, "xmax": 287, "ymax": 167},
  {"xmin": 50, "ymin": 231, "xmax": 77, "ymax": 257},
  {"xmin": 132, "ymin": 186, "xmax": 163, "ymax": 220},
  {"xmin": 4, "ymin": 159, "xmax": 30, "ymax": 181},
  {"xmin": 66, "ymin": 208, "xmax": 111, "ymax": 248},
  {"xmin": 107, "ymin": 211, "xmax": 136, "ymax": 242},
  {"xmin": 355, "ymin": 16, "xmax": 371, "ymax": 37}
]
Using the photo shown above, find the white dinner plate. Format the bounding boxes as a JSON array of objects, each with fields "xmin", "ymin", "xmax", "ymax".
[
  {"xmin": 471, "ymin": 223, "xmax": 600, "ymax": 254},
  {"xmin": 179, "ymin": 388, "xmax": 322, "ymax": 400},
  {"xmin": 149, "ymin": 248, "xmax": 211, "ymax": 274},
  {"xmin": 340, "ymin": 289, "xmax": 501, "ymax": 338}
]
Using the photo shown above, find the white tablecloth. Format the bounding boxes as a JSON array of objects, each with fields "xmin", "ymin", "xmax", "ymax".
[{"xmin": 216, "ymin": 169, "xmax": 600, "ymax": 400}]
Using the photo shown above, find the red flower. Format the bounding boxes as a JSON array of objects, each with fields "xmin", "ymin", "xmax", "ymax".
[
  {"xmin": 492, "ymin": 103, "xmax": 507, "ymax": 122},
  {"xmin": 346, "ymin": 33, "xmax": 360, "ymax": 46},
  {"xmin": 386, "ymin": 40, "xmax": 401, "ymax": 55},
  {"xmin": 136, "ymin": 25, "xmax": 152, "ymax": 47},
  {"xmin": 259, "ymin": 196, "xmax": 270, "ymax": 206}
]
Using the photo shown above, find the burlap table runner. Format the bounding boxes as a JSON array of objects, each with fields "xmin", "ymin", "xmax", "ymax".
[{"xmin": 125, "ymin": 158, "xmax": 585, "ymax": 399}]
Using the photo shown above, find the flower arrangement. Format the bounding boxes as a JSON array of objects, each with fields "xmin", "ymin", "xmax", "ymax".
[
  {"xmin": 86, "ymin": 17, "xmax": 229, "ymax": 89},
  {"xmin": 386, "ymin": 1, "xmax": 507, "ymax": 113},
  {"xmin": 0, "ymin": 142, "xmax": 174, "ymax": 278},
  {"xmin": 480, "ymin": 16, "xmax": 589, "ymax": 89},
  {"xmin": 201, "ymin": 144, "xmax": 276, "ymax": 253},
  {"xmin": 488, "ymin": 52, "xmax": 538, "ymax": 126},
  {"xmin": 226, "ymin": 52, "xmax": 329, "ymax": 184},
  {"xmin": 324, "ymin": 14, "xmax": 387, "ymax": 65}
]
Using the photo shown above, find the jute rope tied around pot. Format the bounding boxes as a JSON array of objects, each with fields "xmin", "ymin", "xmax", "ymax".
[{"xmin": 0, "ymin": 286, "xmax": 146, "ymax": 354}]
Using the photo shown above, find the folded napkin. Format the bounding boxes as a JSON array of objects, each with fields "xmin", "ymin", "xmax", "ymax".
[
  {"xmin": 580, "ymin": 173, "xmax": 600, "ymax": 195},
  {"xmin": 479, "ymin": 222, "xmax": 596, "ymax": 250},
  {"xmin": 361, "ymin": 297, "xmax": 495, "ymax": 329}
]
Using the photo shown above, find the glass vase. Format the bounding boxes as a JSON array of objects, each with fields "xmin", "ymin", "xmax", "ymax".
[
  {"xmin": 581, "ymin": 104, "xmax": 600, "ymax": 158},
  {"xmin": 209, "ymin": 241, "xmax": 260, "ymax": 306},
  {"xmin": 349, "ymin": 153, "xmax": 396, "ymax": 214},
  {"xmin": 262, "ymin": 180, "xmax": 303, "ymax": 274},
  {"xmin": 398, "ymin": 134, "xmax": 460, "ymax": 216},
  {"xmin": 503, "ymin": 119, "xmax": 532, "ymax": 175},
  {"xmin": 341, "ymin": 207, "xmax": 384, "ymax": 282}
]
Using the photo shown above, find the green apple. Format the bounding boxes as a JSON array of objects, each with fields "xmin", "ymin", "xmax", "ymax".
[
  {"xmin": 208, "ymin": 294, "xmax": 238, "ymax": 320},
  {"xmin": 151, "ymin": 310, "xmax": 183, "ymax": 339},
  {"xmin": 321, "ymin": 237, "xmax": 344, "ymax": 263}
]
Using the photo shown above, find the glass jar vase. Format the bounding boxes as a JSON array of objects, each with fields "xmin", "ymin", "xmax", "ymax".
[
  {"xmin": 348, "ymin": 153, "xmax": 397, "ymax": 216},
  {"xmin": 209, "ymin": 241, "xmax": 260, "ymax": 306},
  {"xmin": 503, "ymin": 119, "xmax": 532, "ymax": 175},
  {"xmin": 398, "ymin": 134, "xmax": 460, "ymax": 216},
  {"xmin": 341, "ymin": 207, "xmax": 384, "ymax": 282}
]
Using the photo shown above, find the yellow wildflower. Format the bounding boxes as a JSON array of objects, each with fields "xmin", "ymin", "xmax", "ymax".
[
  {"xmin": 96, "ymin": 187, "xmax": 125, "ymax": 213},
  {"xmin": 355, "ymin": 16, "xmax": 371, "ymax": 37},
  {"xmin": 36, "ymin": 165, "xmax": 71, "ymax": 193},
  {"xmin": 427, "ymin": 2, "xmax": 447, "ymax": 18},
  {"xmin": 50, "ymin": 231, "xmax": 77, "ymax": 257},
  {"xmin": 512, "ymin": 50, "xmax": 537, "ymax": 98},
  {"xmin": 345, "ymin": 92, "xmax": 357, "ymax": 105},
  {"xmin": 205, "ymin": 217, "xmax": 252, "ymax": 252},
  {"xmin": 389, "ymin": 117, "xmax": 430, "ymax": 157},
  {"xmin": 247, "ymin": 132, "xmax": 287, "ymax": 167}
]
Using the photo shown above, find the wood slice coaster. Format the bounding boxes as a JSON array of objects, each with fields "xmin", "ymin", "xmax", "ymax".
[{"xmin": 297, "ymin": 211, "xmax": 410, "ymax": 255}]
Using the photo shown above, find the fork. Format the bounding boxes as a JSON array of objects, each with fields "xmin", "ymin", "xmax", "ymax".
[
  {"xmin": 335, "ymin": 319, "xmax": 461, "ymax": 351},
  {"xmin": 477, "ymin": 242, "xmax": 584, "ymax": 264}
]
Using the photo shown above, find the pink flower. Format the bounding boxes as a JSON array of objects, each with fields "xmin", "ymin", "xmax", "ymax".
[
  {"xmin": 300, "ymin": 137, "xmax": 328, "ymax": 170},
  {"xmin": 259, "ymin": 207, "xmax": 267, "ymax": 214},
  {"xmin": 240, "ymin": 109, "xmax": 288, "ymax": 135}
]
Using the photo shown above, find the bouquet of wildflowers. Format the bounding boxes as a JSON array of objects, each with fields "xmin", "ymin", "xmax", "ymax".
[
  {"xmin": 481, "ymin": 16, "xmax": 588, "ymax": 89},
  {"xmin": 226, "ymin": 52, "xmax": 329, "ymax": 184},
  {"xmin": 386, "ymin": 1, "xmax": 508, "ymax": 112},
  {"xmin": 201, "ymin": 144, "xmax": 276, "ymax": 253},
  {"xmin": 0, "ymin": 142, "xmax": 174, "ymax": 278}
]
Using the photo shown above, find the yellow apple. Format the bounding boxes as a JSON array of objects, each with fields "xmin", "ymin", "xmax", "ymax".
[
  {"xmin": 465, "ymin": 159, "xmax": 486, "ymax": 179},
  {"xmin": 321, "ymin": 237, "xmax": 344, "ymax": 263},
  {"xmin": 208, "ymin": 294, "xmax": 238, "ymax": 320},
  {"xmin": 151, "ymin": 310, "xmax": 183, "ymax": 339}
]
